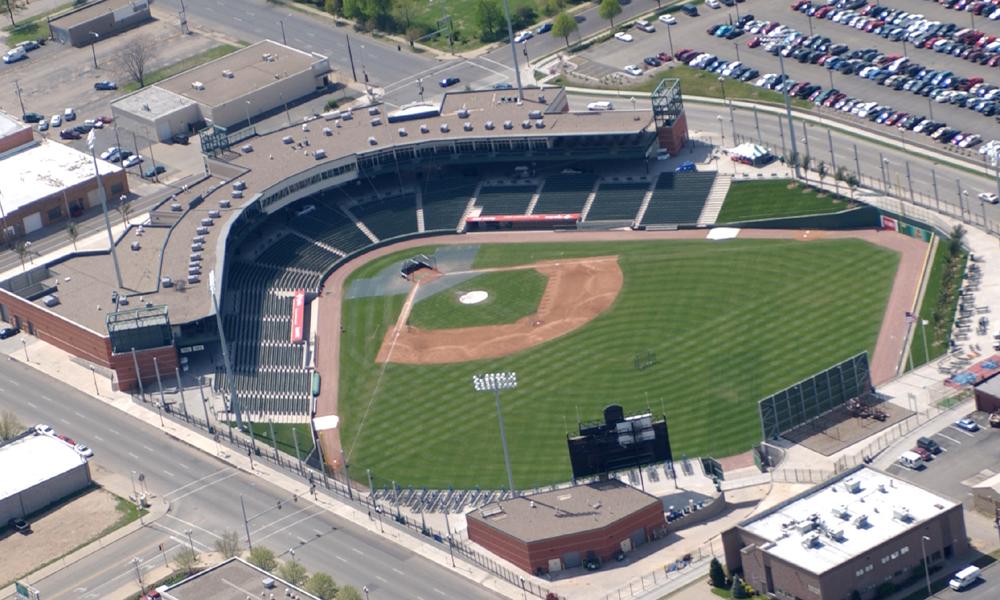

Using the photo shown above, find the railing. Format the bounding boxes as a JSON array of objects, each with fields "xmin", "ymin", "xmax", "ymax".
[{"xmin": 595, "ymin": 542, "xmax": 718, "ymax": 600}]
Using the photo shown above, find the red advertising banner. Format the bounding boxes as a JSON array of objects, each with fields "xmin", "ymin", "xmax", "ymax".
[
  {"xmin": 291, "ymin": 289, "xmax": 305, "ymax": 343},
  {"xmin": 466, "ymin": 213, "xmax": 581, "ymax": 223},
  {"xmin": 880, "ymin": 215, "xmax": 898, "ymax": 232}
]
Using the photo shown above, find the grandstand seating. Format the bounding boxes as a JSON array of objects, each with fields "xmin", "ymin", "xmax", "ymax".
[
  {"xmin": 586, "ymin": 182, "xmax": 649, "ymax": 221},
  {"xmin": 532, "ymin": 174, "xmax": 596, "ymax": 214},
  {"xmin": 350, "ymin": 194, "xmax": 419, "ymax": 241},
  {"xmin": 290, "ymin": 204, "xmax": 371, "ymax": 255},
  {"xmin": 477, "ymin": 185, "xmax": 536, "ymax": 216},
  {"xmin": 422, "ymin": 178, "xmax": 477, "ymax": 231},
  {"xmin": 256, "ymin": 233, "xmax": 341, "ymax": 275},
  {"xmin": 641, "ymin": 172, "xmax": 717, "ymax": 225}
]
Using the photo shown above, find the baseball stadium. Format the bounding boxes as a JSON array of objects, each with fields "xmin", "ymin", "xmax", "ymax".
[{"xmin": 0, "ymin": 81, "xmax": 940, "ymax": 496}]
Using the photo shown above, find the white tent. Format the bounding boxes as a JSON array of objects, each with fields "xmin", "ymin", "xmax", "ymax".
[{"xmin": 727, "ymin": 142, "xmax": 773, "ymax": 166}]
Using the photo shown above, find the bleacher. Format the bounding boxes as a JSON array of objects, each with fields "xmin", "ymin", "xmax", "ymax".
[
  {"xmin": 290, "ymin": 204, "xmax": 372, "ymax": 255},
  {"xmin": 256, "ymin": 233, "xmax": 341, "ymax": 274},
  {"xmin": 641, "ymin": 172, "xmax": 717, "ymax": 225},
  {"xmin": 350, "ymin": 194, "xmax": 419, "ymax": 241},
  {"xmin": 532, "ymin": 174, "xmax": 596, "ymax": 214},
  {"xmin": 476, "ymin": 185, "xmax": 536, "ymax": 216},
  {"xmin": 586, "ymin": 182, "xmax": 649, "ymax": 221},
  {"xmin": 422, "ymin": 177, "xmax": 477, "ymax": 231}
]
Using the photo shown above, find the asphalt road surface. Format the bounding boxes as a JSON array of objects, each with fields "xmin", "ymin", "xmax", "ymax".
[{"xmin": 0, "ymin": 355, "xmax": 498, "ymax": 600}]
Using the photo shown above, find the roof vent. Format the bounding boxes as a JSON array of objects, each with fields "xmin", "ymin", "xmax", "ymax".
[
  {"xmin": 170, "ymin": 202, "xmax": 182, "ymax": 212},
  {"xmin": 528, "ymin": 110, "xmax": 543, "ymax": 119},
  {"xmin": 282, "ymin": 136, "xmax": 294, "ymax": 144},
  {"xmin": 190, "ymin": 253, "xmax": 202, "ymax": 262},
  {"xmin": 191, "ymin": 242, "xmax": 203, "ymax": 252},
  {"xmin": 534, "ymin": 119, "xmax": 545, "ymax": 128},
  {"xmin": 301, "ymin": 123, "xmax": 309, "ymax": 132},
  {"xmin": 187, "ymin": 274, "xmax": 200, "ymax": 284},
  {"xmin": 398, "ymin": 128, "xmax": 407, "ymax": 137},
  {"xmin": 853, "ymin": 514, "xmax": 868, "ymax": 528},
  {"xmin": 521, "ymin": 120, "xmax": 531, "ymax": 129},
  {"xmin": 200, "ymin": 218, "xmax": 214, "ymax": 227},
  {"xmin": 370, "ymin": 117, "xmax": 381, "ymax": 126},
  {"xmin": 219, "ymin": 199, "xmax": 231, "ymax": 208},
  {"xmin": 893, "ymin": 507, "xmax": 912, "ymax": 522},
  {"xmin": 485, "ymin": 120, "xmax": 495, "ymax": 130},
  {"xmin": 323, "ymin": 127, "xmax": 332, "ymax": 136},
  {"xmin": 368, "ymin": 106, "xmax": 380, "ymax": 116},
  {"xmin": 340, "ymin": 110, "xmax": 353, "ymax": 121},
  {"xmin": 503, "ymin": 120, "xmax": 513, "ymax": 130},
  {"xmin": 160, "ymin": 277, "xmax": 173, "ymax": 288},
  {"xmin": 231, "ymin": 190, "xmax": 244, "ymax": 199},
  {"xmin": 419, "ymin": 124, "xmax": 429, "ymax": 133},
  {"xmin": 843, "ymin": 479, "xmax": 861, "ymax": 494},
  {"xmin": 832, "ymin": 506, "xmax": 850, "ymax": 520},
  {"xmin": 222, "ymin": 69, "xmax": 234, "ymax": 78},
  {"xmin": 188, "ymin": 264, "xmax": 201, "ymax": 275},
  {"xmin": 457, "ymin": 106, "xmax": 470, "ymax": 118},
  {"xmin": 530, "ymin": 501, "xmax": 536, "ymax": 508},
  {"xmin": 192, "ymin": 235, "xmax": 205, "ymax": 244},
  {"xmin": 314, "ymin": 149, "xmax": 326, "ymax": 159},
  {"xmin": 191, "ymin": 81, "xmax": 205, "ymax": 91},
  {"xmin": 368, "ymin": 136, "xmax": 377, "ymax": 145},
  {"xmin": 233, "ymin": 180, "xmax": 246, "ymax": 191},
  {"xmin": 261, "ymin": 52, "xmax": 275, "ymax": 62},
  {"xmin": 801, "ymin": 533, "xmax": 820, "ymax": 549},
  {"xmin": 241, "ymin": 144, "xmax": 253, "ymax": 153},
  {"xmin": 141, "ymin": 103, "xmax": 151, "ymax": 111},
  {"xmin": 130, "ymin": 240, "xmax": 141, "ymax": 251},
  {"xmin": 440, "ymin": 123, "xmax": 449, "ymax": 132},
  {"xmin": 795, "ymin": 520, "xmax": 815, "ymax": 535},
  {"xmin": 196, "ymin": 226, "xmax": 209, "ymax": 235},
  {"xmin": 463, "ymin": 122, "xmax": 472, "ymax": 131},
  {"xmin": 208, "ymin": 209, "xmax": 221, "ymax": 219}
]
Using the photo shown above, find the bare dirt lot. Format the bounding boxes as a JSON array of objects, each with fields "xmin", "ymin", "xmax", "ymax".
[
  {"xmin": 0, "ymin": 486, "xmax": 122, "ymax": 586},
  {"xmin": 375, "ymin": 256, "xmax": 624, "ymax": 364},
  {"xmin": 784, "ymin": 401, "xmax": 915, "ymax": 456}
]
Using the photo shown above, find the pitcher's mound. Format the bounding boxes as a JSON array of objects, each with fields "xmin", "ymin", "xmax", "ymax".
[{"xmin": 459, "ymin": 290, "xmax": 489, "ymax": 305}]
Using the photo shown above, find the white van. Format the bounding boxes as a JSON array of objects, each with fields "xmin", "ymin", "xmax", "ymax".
[
  {"xmin": 587, "ymin": 101, "xmax": 613, "ymax": 111},
  {"xmin": 3, "ymin": 46, "xmax": 26, "ymax": 64},
  {"xmin": 898, "ymin": 451, "xmax": 923, "ymax": 469},
  {"xmin": 949, "ymin": 565, "xmax": 981, "ymax": 590}
]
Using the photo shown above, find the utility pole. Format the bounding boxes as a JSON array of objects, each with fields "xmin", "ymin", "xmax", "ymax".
[
  {"xmin": 501, "ymin": 0, "xmax": 524, "ymax": 101},
  {"xmin": 178, "ymin": 0, "xmax": 189, "ymax": 34},
  {"xmin": 778, "ymin": 53, "xmax": 801, "ymax": 179},
  {"xmin": 209, "ymin": 270, "xmax": 241, "ymax": 429},
  {"xmin": 13, "ymin": 80, "xmax": 26, "ymax": 117},
  {"xmin": 87, "ymin": 130, "xmax": 124, "ymax": 289},
  {"xmin": 346, "ymin": 35, "xmax": 358, "ymax": 83}
]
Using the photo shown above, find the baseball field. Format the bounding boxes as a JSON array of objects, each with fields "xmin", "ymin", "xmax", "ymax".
[{"xmin": 335, "ymin": 236, "xmax": 900, "ymax": 490}]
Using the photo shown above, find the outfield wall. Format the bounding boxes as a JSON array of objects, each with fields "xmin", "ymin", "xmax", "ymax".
[{"xmin": 712, "ymin": 206, "xmax": 881, "ymax": 231}]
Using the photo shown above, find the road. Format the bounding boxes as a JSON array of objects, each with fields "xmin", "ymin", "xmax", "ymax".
[{"xmin": 0, "ymin": 354, "xmax": 498, "ymax": 600}]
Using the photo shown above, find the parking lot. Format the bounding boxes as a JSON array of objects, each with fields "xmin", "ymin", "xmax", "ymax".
[{"xmin": 574, "ymin": 0, "xmax": 1000, "ymax": 143}]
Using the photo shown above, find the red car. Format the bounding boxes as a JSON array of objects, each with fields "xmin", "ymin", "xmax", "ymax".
[
  {"xmin": 56, "ymin": 434, "xmax": 77, "ymax": 446},
  {"xmin": 656, "ymin": 52, "xmax": 673, "ymax": 63},
  {"xmin": 747, "ymin": 36, "xmax": 761, "ymax": 48},
  {"xmin": 911, "ymin": 447, "xmax": 932, "ymax": 462}
]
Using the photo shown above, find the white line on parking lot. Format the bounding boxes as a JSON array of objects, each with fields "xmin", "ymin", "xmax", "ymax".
[
  {"xmin": 163, "ymin": 469, "xmax": 175, "ymax": 477},
  {"xmin": 59, "ymin": 417, "xmax": 70, "ymax": 425},
  {"xmin": 127, "ymin": 451, "xmax": 139, "ymax": 459},
  {"xmin": 937, "ymin": 432, "xmax": 962, "ymax": 444},
  {"xmin": 951, "ymin": 426, "xmax": 977, "ymax": 438},
  {"xmin": 336, "ymin": 555, "xmax": 348, "ymax": 562},
  {"xmin": 26, "ymin": 400, "xmax": 36, "ymax": 408},
  {"xmin": 93, "ymin": 434, "xmax": 104, "ymax": 442}
]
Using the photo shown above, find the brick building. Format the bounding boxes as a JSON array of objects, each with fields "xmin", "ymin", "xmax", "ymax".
[
  {"xmin": 722, "ymin": 466, "xmax": 968, "ymax": 600},
  {"xmin": 466, "ymin": 479, "xmax": 665, "ymax": 575},
  {"xmin": 973, "ymin": 372, "xmax": 1000, "ymax": 413}
]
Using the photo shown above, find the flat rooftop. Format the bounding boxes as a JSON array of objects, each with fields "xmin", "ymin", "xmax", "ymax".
[
  {"xmin": 0, "ymin": 140, "xmax": 120, "ymax": 215},
  {"xmin": 0, "ymin": 433, "xmax": 86, "ymax": 502},
  {"xmin": 158, "ymin": 40, "xmax": 323, "ymax": 108},
  {"xmin": 468, "ymin": 480, "xmax": 659, "ymax": 543},
  {"xmin": 975, "ymin": 372, "xmax": 1000, "ymax": 398},
  {"xmin": 112, "ymin": 85, "xmax": 198, "ymax": 119},
  {"xmin": 162, "ymin": 557, "xmax": 318, "ymax": 600},
  {"xmin": 50, "ymin": 0, "xmax": 147, "ymax": 29},
  {"xmin": 741, "ymin": 466, "xmax": 958, "ymax": 574},
  {"xmin": 0, "ymin": 110, "xmax": 25, "ymax": 138}
]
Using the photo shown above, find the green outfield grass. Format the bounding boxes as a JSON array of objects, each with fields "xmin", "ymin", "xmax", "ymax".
[
  {"xmin": 716, "ymin": 181, "xmax": 852, "ymax": 224},
  {"xmin": 338, "ymin": 239, "xmax": 898, "ymax": 490},
  {"xmin": 408, "ymin": 270, "xmax": 547, "ymax": 329},
  {"xmin": 232, "ymin": 422, "xmax": 315, "ymax": 459}
]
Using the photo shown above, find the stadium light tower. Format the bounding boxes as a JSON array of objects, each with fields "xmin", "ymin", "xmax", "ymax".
[{"xmin": 473, "ymin": 371, "xmax": 518, "ymax": 493}]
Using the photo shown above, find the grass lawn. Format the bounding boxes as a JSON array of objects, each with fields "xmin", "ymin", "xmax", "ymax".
[
  {"xmin": 408, "ymin": 269, "xmax": 547, "ymax": 329},
  {"xmin": 716, "ymin": 180, "xmax": 853, "ymax": 224},
  {"xmin": 122, "ymin": 44, "xmax": 242, "ymax": 92},
  {"xmin": 909, "ymin": 242, "xmax": 966, "ymax": 368},
  {"xmin": 412, "ymin": 0, "xmax": 557, "ymax": 53},
  {"xmin": 236, "ymin": 421, "xmax": 315, "ymax": 459},
  {"xmin": 338, "ymin": 238, "xmax": 897, "ymax": 489},
  {"xmin": 2, "ymin": 2, "xmax": 74, "ymax": 47}
]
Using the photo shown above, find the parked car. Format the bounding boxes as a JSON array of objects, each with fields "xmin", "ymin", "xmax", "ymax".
[
  {"xmin": 955, "ymin": 418, "xmax": 979, "ymax": 432},
  {"xmin": 22, "ymin": 112, "xmax": 44, "ymax": 123},
  {"xmin": 658, "ymin": 14, "xmax": 677, "ymax": 25},
  {"xmin": 59, "ymin": 129, "xmax": 81, "ymax": 140},
  {"xmin": 49, "ymin": 114, "xmax": 61, "ymax": 127},
  {"xmin": 513, "ymin": 30, "xmax": 533, "ymax": 44},
  {"xmin": 680, "ymin": 4, "xmax": 699, "ymax": 17},
  {"xmin": 980, "ymin": 192, "xmax": 999, "ymax": 204},
  {"xmin": 438, "ymin": 77, "xmax": 460, "ymax": 87},
  {"xmin": 643, "ymin": 56, "xmax": 662, "ymax": 67},
  {"xmin": 56, "ymin": 433, "xmax": 76, "ymax": 446},
  {"xmin": 122, "ymin": 154, "xmax": 144, "ymax": 168},
  {"xmin": 536, "ymin": 23, "xmax": 552, "ymax": 34},
  {"xmin": 100, "ymin": 146, "xmax": 120, "ymax": 161},
  {"xmin": 911, "ymin": 446, "xmax": 932, "ymax": 462},
  {"xmin": 93, "ymin": 80, "xmax": 117, "ymax": 90},
  {"xmin": 634, "ymin": 19, "xmax": 655, "ymax": 33},
  {"xmin": 614, "ymin": 31, "xmax": 634, "ymax": 42},
  {"xmin": 75, "ymin": 443, "xmax": 94, "ymax": 458},
  {"xmin": 64, "ymin": 107, "xmax": 76, "ymax": 121},
  {"xmin": 37, "ymin": 121, "xmax": 48, "ymax": 132},
  {"xmin": 624, "ymin": 64, "xmax": 644, "ymax": 76},
  {"xmin": 0, "ymin": 325, "xmax": 19, "ymax": 339},
  {"xmin": 34, "ymin": 424, "xmax": 53, "ymax": 435},
  {"xmin": 916, "ymin": 436, "xmax": 941, "ymax": 454},
  {"xmin": 143, "ymin": 165, "xmax": 166, "ymax": 178},
  {"xmin": 587, "ymin": 101, "xmax": 614, "ymax": 111}
]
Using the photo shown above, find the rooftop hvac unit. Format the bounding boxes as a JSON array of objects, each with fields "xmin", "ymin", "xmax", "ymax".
[
  {"xmin": 187, "ymin": 274, "xmax": 200, "ymax": 284},
  {"xmin": 222, "ymin": 69, "xmax": 234, "ymax": 78},
  {"xmin": 535, "ymin": 119, "xmax": 545, "ymax": 128},
  {"xmin": 420, "ymin": 124, "xmax": 429, "ymax": 133},
  {"xmin": 191, "ymin": 81, "xmax": 205, "ymax": 91},
  {"xmin": 314, "ymin": 149, "xmax": 326, "ymax": 159},
  {"xmin": 528, "ymin": 110, "xmax": 543, "ymax": 119},
  {"xmin": 161, "ymin": 277, "xmax": 173, "ymax": 288},
  {"xmin": 219, "ymin": 199, "xmax": 231, "ymax": 208},
  {"xmin": 130, "ymin": 241, "xmax": 141, "ymax": 251},
  {"xmin": 41, "ymin": 294, "xmax": 59, "ymax": 307},
  {"xmin": 340, "ymin": 110, "xmax": 353, "ymax": 120},
  {"xmin": 261, "ymin": 52, "xmax": 275, "ymax": 62},
  {"xmin": 323, "ymin": 127, "xmax": 332, "ymax": 136},
  {"xmin": 370, "ymin": 117, "xmax": 381, "ymax": 126},
  {"xmin": 191, "ymin": 242, "xmax": 203, "ymax": 252},
  {"xmin": 440, "ymin": 123, "xmax": 449, "ymax": 132},
  {"xmin": 301, "ymin": 123, "xmax": 309, "ymax": 132},
  {"xmin": 801, "ymin": 533, "xmax": 819, "ymax": 549},
  {"xmin": 485, "ymin": 120, "xmax": 495, "ymax": 130},
  {"xmin": 170, "ymin": 202, "xmax": 183, "ymax": 212},
  {"xmin": 190, "ymin": 253, "xmax": 202, "ymax": 262},
  {"xmin": 233, "ymin": 180, "xmax": 246, "ymax": 191},
  {"xmin": 795, "ymin": 521, "xmax": 815, "ymax": 535},
  {"xmin": 463, "ymin": 122, "xmax": 472, "ymax": 131},
  {"xmin": 208, "ymin": 209, "xmax": 221, "ymax": 218},
  {"xmin": 188, "ymin": 265, "xmax": 201, "ymax": 275},
  {"xmin": 398, "ymin": 128, "xmax": 407, "ymax": 137},
  {"xmin": 282, "ymin": 136, "xmax": 294, "ymax": 145},
  {"xmin": 231, "ymin": 190, "xmax": 244, "ymax": 199},
  {"xmin": 843, "ymin": 480, "xmax": 861, "ymax": 494},
  {"xmin": 832, "ymin": 506, "xmax": 850, "ymax": 520},
  {"xmin": 503, "ymin": 120, "xmax": 513, "ymax": 130},
  {"xmin": 241, "ymin": 144, "xmax": 253, "ymax": 153},
  {"xmin": 192, "ymin": 235, "xmax": 205, "ymax": 244},
  {"xmin": 893, "ymin": 507, "xmax": 912, "ymax": 522},
  {"xmin": 826, "ymin": 528, "xmax": 845, "ymax": 541},
  {"xmin": 521, "ymin": 120, "xmax": 532, "ymax": 129},
  {"xmin": 368, "ymin": 136, "xmax": 377, "ymax": 145},
  {"xmin": 368, "ymin": 106, "xmax": 380, "ymax": 116},
  {"xmin": 200, "ymin": 218, "xmax": 214, "ymax": 227},
  {"xmin": 457, "ymin": 107, "xmax": 470, "ymax": 118}
]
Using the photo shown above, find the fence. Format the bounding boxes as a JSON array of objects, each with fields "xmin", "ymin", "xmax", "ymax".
[{"xmin": 595, "ymin": 541, "xmax": 718, "ymax": 600}]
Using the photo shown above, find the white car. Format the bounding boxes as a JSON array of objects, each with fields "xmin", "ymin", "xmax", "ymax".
[
  {"xmin": 658, "ymin": 14, "xmax": 677, "ymax": 25},
  {"xmin": 586, "ymin": 101, "xmax": 614, "ymax": 111},
  {"xmin": 979, "ymin": 193, "xmax": 999, "ymax": 204},
  {"xmin": 63, "ymin": 107, "xmax": 76, "ymax": 121},
  {"xmin": 35, "ymin": 424, "xmax": 54, "ymax": 435},
  {"xmin": 614, "ymin": 31, "xmax": 633, "ymax": 43},
  {"xmin": 49, "ymin": 114, "xmax": 61, "ymax": 127},
  {"xmin": 513, "ymin": 30, "xmax": 533, "ymax": 43},
  {"xmin": 100, "ymin": 146, "xmax": 120, "ymax": 160},
  {"xmin": 74, "ymin": 443, "xmax": 94, "ymax": 458},
  {"xmin": 122, "ymin": 154, "xmax": 143, "ymax": 168},
  {"xmin": 623, "ymin": 64, "xmax": 643, "ymax": 76},
  {"xmin": 634, "ymin": 19, "xmax": 655, "ymax": 32},
  {"xmin": 706, "ymin": 0, "xmax": 721, "ymax": 7}
]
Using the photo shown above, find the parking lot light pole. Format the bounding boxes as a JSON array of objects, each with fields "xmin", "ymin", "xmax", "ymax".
[
  {"xmin": 89, "ymin": 32, "xmax": 99, "ymax": 68},
  {"xmin": 666, "ymin": 24, "xmax": 675, "ymax": 58},
  {"xmin": 473, "ymin": 372, "xmax": 518, "ymax": 494},
  {"xmin": 501, "ymin": 0, "xmax": 524, "ymax": 101},
  {"xmin": 778, "ymin": 53, "xmax": 801, "ymax": 179},
  {"xmin": 920, "ymin": 535, "xmax": 932, "ymax": 597},
  {"xmin": 732, "ymin": 41, "xmax": 740, "ymax": 63}
]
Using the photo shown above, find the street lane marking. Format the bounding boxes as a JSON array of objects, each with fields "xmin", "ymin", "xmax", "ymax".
[
  {"xmin": 951, "ymin": 427, "xmax": 976, "ymax": 438},
  {"xmin": 143, "ymin": 445, "xmax": 154, "ymax": 452},
  {"xmin": 167, "ymin": 471, "xmax": 240, "ymax": 502},
  {"xmin": 26, "ymin": 400, "xmax": 36, "ymax": 408},
  {"xmin": 433, "ymin": 588, "xmax": 446, "ymax": 595},
  {"xmin": 8, "ymin": 379, "xmax": 19, "ymax": 386},
  {"xmin": 392, "ymin": 568, "xmax": 404, "ymax": 575},
  {"xmin": 336, "ymin": 555, "xmax": 348, "ymax": 562},
  {"xmin": 162, "ymin": 466, "xmax": 230, "ymax": 497},
  {"xmin": 377, "ymin": 575, "xmax": 387, "ymax": 583},
  {"xmin": 936, "ymin": 432, "xmax": 962, "ymax": 444},
  {"xmin": 164, "ymin": 514, "xmax": 222, "ymax": 539},
  {"xmin": 163, "ymin": 469, "xmax": 175, "ymax": 477},
  {"xmin": 93, "ymin": 434, "xmax": 104, "ymax": 442},
  {"xmin": 128, "ymin": 451, "xmax": 139, "ymax": 459},
  {"xmin": 59, "ymin": 417, "xmax": 70, "ymax": 424},
  {"xmin": 178, "ymin": 462, "xmax": 191, "ymax": 470},
  {"xmin": 109, "ymin": 428, "xmax": 120, "ymax": 435},
  {"xmin": 352, "ymin": 548, "xmax": 364, "ymax": 555},
  {"xmin": 255, "ymin": 510, "xmax": 324, "ymax": 543}
]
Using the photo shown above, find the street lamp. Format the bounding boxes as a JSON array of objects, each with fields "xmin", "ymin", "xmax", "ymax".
[
  {"xmin": 244, "ymin": 100, "xmax": 252, "ymax": 131},
  {"xmin": 473, "ymin": 372, "xmax": 518, "ymax": 493},
  {"xmin": 882, "ymin": 157, "xmax": 891, "ymax": 195},
  {"xmin": 716, "ymin": 114, "xmax": 724, "ymax": 145},
  {"xmin": 920, "ymin": 535, "xmax": 932, "ymax": 597},
  {"xmin": 132, "ymin": 557, "xmax": 146, "ymax": 596},
  {"xmin": 363, "ymin": 585, "xmax": 370, "ymax": 600},
  {"xmin": 89, "ymin": 32, "xmax": 99, "ymax": 69},
  {"xmin": 185, "ymin": 529, "xmax": 195, "ymax": 554}
]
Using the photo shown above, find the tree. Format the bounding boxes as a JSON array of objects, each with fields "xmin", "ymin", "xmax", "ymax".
[
  {"xmin": 248, "ymin": 546, "xmax": 277, "ymax": 572},
  {"xmin": 394, "ymin": 0, "xmax": 416, "ymax": 31},
  {"xmin": 66, "ymin": 220, "xmax": 79, "ymax": 251},
  {"xmin": 599, "ymin": 0, "xmax": 623, "ymax": 29},
  {"xmin": 846, "ymin": 173, "xmax": 859, "ymax": 199},
  {"xmin": 476, "ymin": 0, "xmax": 503, "ymax": 41},
  {"xmin": 512, "ymin": 5, "xmax": 537, "ymax": 31},
  {"xmin": 817, "ymin": 160, "xmax": 827, "ymax": 183},
  {"xmin": 337, "ymin": 586, "xmax": 364, "ymax": 600},
  {"xmin": 305, "ymin": 573, "xmax": 339, "ymax": 599},
  {"xmin": 13, "ymin": 240, "xmax": 29, "ymax": 271},
  {"xmin": 801, "ymin": 153, "xmax": 811, "ymax": 183},
  {"xmin": 0, "ymin": 409, "xmax": 24, "ymax": 441},
  {"xmin": 278, "ymin": 558, "xmax": 308, "ymax": 585},
  {"xmin": 708, "ymin": 557, "xmax": 728, "ymax": 589},
  {"xmin": 731, "ymin": 576, "xmax": 749, "ymax": 599},
  {"xmin": 323, "ymin": 0, "xmax": 342, "ymax": 15},
  {"xmin": 542, "ymin": 0, "xmax": 565, "ymax": 17},
  {"xmin": 0, "ymin": 0, "xmax": 18, "ymax": 26},
  {"xmin": 214, "ymin": 530, "xmax": 241, "ymax": 558},
  {"xmin": 117, "ymin": 197, "xmax": 132, "ymax": 226},
  {"xmin": 118, "ymin": 37, "xmax": 154, "ymax": 88},
  {"xmin": 173, "ymin": 547, "xmax": 199, "ymax": 575},
  {"xmin": 949, "ymin": 225, "xmax": 966, "ymax": 257},
  {"xmin": 552, "ymin": 12, "xmax": 578, "ymax": 48}
]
